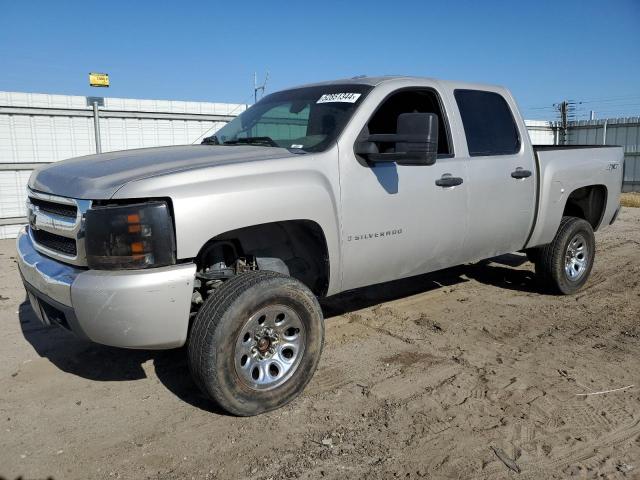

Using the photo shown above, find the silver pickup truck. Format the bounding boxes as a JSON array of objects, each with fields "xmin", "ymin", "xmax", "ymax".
[{"xmin": 17, "ymin": 76, "xmax": 623, "ymax": 415}]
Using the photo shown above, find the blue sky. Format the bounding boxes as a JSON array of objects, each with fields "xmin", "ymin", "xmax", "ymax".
[{"xmin": 1, "ymin": 0, "xmax": 639, "ymax": 120}]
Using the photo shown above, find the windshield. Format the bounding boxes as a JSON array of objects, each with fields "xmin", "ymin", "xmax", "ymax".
[{"xmin": 208, "ymin": 84, "xmax": 373, "ymax": 152}]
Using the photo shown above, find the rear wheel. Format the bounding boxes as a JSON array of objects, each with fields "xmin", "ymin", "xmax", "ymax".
[
  {"xmin": 188, "ymin": 271, "xmax": 324, "ymax": 416},
  {"xmin": 534, "ymin": 216, "xmax": 595, "ymax": 294}
]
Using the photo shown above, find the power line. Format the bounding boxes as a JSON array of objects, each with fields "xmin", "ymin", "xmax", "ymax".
[
  {"xmin": 525, "ymin": 93, "xmax": 640, "ymax": 115},
  {"xmin": 575, "ymin": 104, "xmax": 640, "ymax": 111},
  {"xmin": 574, "ymin": 94, "xmax": 640, "ymax": 104},
  {"xmin": 192, "ymin": 71, "xmax": 272, "ymax": 144},
  {"xmin": 191, "ymin": 91, "xmax": 254, "ymax": 144},
  {"xmin": 253, "ymin": 71, "xmax": 269, "ymax": 104}
]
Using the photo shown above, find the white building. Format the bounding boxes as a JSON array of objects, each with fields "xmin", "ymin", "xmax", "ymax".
[{"xmin": 0, "ymin": 91, "xmax": 246, "ymax": 238}]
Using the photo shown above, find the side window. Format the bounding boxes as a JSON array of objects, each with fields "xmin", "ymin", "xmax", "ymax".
[
  {"xmin": 366, "ymin": 90, "xmax": 452, "ymax": 155},
  {"xmin": 454, "ymin": 89, "xmax": 520, "ymax": 156}
]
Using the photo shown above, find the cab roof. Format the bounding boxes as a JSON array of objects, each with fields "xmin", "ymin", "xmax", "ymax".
[{"xmin": 288, "ymin": 75, "xmax": 507, "ymax": 94}]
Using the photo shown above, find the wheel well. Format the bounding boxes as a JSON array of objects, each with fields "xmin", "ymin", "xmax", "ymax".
[
  {"xmin": 563, "ymin": 185, "xmax": 607, "ymax": 230},
  {"xmin": 196, "ymin": 220, "xmax": 330, "ymax": 296}
]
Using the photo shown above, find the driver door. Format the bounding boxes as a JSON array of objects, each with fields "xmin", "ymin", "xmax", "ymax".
[{"xmin": 339, "ymin": 88, "xmax": 469, "ymax": 291}]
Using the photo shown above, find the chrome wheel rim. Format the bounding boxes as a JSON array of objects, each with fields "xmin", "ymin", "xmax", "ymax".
[
  {"xmin": 564, "ymin": 233, "xmax": 589, "ymax": 281},
  {"xmin": 234, "ymin": 304, "xmax": 305, "ymax": 391}
]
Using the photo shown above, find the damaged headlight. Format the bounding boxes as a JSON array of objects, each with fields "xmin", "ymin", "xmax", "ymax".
[{"xmin": 85, "ymin": 201, "xmax": 176, "ymax": 270}]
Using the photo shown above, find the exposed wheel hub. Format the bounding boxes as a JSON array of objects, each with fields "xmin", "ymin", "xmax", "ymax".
[
  {"xmin": 257, "ymin": 337, "xmax": 270, "ymax": 353},
  {"xmin": 254, "ymin": 327, "xmax": 278, "ymax": 357},
  {"xmin": 234, "ymin": 305, "xmax": 306, "ymax": 391}
]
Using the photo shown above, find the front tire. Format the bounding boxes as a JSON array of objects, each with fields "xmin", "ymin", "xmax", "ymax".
[
  {"xmin": 188, "ymin": 271, "xmax": 324, "ymax": 416},
  {"xmin": 534, "ymin": 216, "xmax": 595, "ymax": 295}
]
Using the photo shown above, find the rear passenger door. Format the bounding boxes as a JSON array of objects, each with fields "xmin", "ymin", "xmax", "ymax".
[{"xmin": 452, "ymin": 89, "xmax": 536, "ymax": 261}]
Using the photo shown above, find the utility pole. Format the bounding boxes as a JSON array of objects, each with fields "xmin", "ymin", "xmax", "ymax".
[
  {"xmin": 560, "ymin": 100, "xmax": 568, "ymax": 145},
  {"xmin": 253, "ymin": 71, "xmax": 269, "ymax": 103},
  {"xmin": 553, "ymin": 100, "xmax": 581, "ymax": 145}
]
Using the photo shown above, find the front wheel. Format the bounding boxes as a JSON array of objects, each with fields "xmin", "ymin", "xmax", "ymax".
[
  {"xmin": 188, "ymin": 271, "xmax": 324, "ymax": 416},
  {"xmin": 534, "ymin": 216, "xmax": 595, "ymax": 295}
]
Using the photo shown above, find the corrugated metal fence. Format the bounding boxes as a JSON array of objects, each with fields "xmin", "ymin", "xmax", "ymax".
[
  {"xmin": 524, "ymin": 117, "xmax": 640, "ymax": 192},
  {"xmin": 566, "ymin": 118, "xmax": 640, "ymax": 192},
  {"xmin": 524, "ymin": 120, "xmax": 556, "ymax": 145},
  {"xmin": 0, "ymin": 91, "xmax": 246, "ymax": 238}
]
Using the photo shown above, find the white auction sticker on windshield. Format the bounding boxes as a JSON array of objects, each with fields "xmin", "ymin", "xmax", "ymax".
[{"xmin": 317, "ymin": 93, "xmax": 362, "ymax": 104}]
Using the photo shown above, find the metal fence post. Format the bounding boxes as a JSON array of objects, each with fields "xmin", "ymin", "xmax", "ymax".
[
  {"xmin": 92, "ymin": 101, "xmax": 102, "ymax": 153},
  {"xmin": 86, "ymin": 96, "xmax": 105, "ymax": 154}
]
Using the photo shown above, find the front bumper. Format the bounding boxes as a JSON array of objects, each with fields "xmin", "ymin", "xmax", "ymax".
[{"xmin": 17, "ymin": 227, "xmax": 196, "ymax": 349}]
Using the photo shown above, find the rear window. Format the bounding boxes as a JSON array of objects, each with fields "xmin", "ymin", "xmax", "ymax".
[{"xmin": 454, "ymin": 89, "xmax": 520, "ymax": 156}]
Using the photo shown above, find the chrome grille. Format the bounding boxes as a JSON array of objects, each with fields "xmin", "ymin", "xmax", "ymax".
[
  {"xmin": 32, "ymin": 229, "xmax": 78, "ymax": 256},
  {"xmin": 26, "ymin": 189, "xmax": 91, "ymax": 267},
  {"xmin": 28, "ymin": 197, "xmax": 77, "ymax": 219}
]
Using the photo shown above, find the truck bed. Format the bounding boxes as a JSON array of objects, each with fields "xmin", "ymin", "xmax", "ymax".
[
  {"xmin": 525, "ymin": 145, "xmax": 624, "ymax": 249},
  {"xmin": 533, "ymin": 145, "xmax": 619, "ymax": 151}
]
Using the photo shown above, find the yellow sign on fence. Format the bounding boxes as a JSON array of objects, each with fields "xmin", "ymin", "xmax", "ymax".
[{"xmin": 89, "ymin": 72, "xmax": 109, "ymax": 87}]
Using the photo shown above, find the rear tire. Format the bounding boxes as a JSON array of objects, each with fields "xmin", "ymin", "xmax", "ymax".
[
  {"xmin": 188, "ymin": 271, "xmax": 324, "ymax": 416},
  {"xmin": 534, "ymin": 216, "xmax": 595, "ymax": 295}
]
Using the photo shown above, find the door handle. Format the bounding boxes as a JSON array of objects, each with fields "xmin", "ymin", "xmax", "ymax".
[
  {"xmin": 435, "ymin": 175, "xmax": 464, "ymax": 187},
  {"xmin": 511, "ymin": 168, "xmax": 532, "ymax": 179}
]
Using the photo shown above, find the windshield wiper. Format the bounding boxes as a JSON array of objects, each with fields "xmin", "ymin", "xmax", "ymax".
[
  {"xmin": 223, "ymin": 136, "xmax": 278, "ymax": 147},
  {"xmin": 201, "ymin": 135, "xmax": 220, "ymax": 145}
]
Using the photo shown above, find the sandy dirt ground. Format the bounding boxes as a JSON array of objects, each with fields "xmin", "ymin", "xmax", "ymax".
[{"xmin": 1, "ymin": 209, "xmax": 639, "ymax": 480}]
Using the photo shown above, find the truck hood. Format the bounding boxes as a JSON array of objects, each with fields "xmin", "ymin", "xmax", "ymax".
[{"xmin": 29, "ymin": 145, "xmax": 300, "ymax": 199}]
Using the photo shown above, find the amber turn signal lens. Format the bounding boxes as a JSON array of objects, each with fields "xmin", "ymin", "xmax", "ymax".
[{"xmin": 130, "ymin": 242, "xmax": 144, "ymax": 254}]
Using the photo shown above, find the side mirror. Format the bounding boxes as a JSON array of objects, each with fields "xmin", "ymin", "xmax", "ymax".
[{"xmin": 355, "ymin": 112, "xmax": 439, "ymax": 166}]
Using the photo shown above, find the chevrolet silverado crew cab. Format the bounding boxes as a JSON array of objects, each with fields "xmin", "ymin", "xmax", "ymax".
[{"xmin": 17, "ymin": 76, "xmax": 623, "ymax": 415}]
